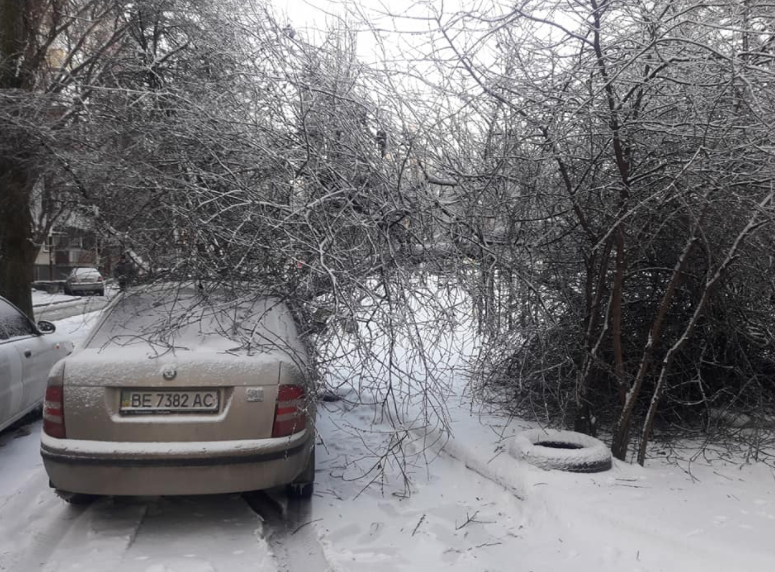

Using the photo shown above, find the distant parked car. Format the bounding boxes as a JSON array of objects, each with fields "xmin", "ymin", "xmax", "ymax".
[
  {"xmin": 41, "ymin": 284, "xmax": 315, "ymax": 503},
  {"xmin": 0, "ymin": 296, "xmax": 74, "ymax": 433},
  {"xmin": 65, "ymin": 267, "xmax": 105, "ymax": 296}
]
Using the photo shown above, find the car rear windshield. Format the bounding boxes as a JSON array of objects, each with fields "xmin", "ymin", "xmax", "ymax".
[
  {"xmin": 74, "ymin": 268, "xmax": 100, "ymax": 275},
  {"xmin": 86, "ymin": 286, "xmax": 302, "ymax": 357}
]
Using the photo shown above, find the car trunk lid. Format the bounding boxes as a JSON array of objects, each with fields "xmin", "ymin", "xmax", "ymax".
[{"xmin": 62, "ymin": 349, "xmax": 305, "ymax": 442}]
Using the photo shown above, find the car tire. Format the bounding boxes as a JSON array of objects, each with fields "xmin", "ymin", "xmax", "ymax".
[
  {"xmin": 55, "ymin": 489, "xmax": 98, "ymax": 505},
  {"xmin": 509, "ymin": 429, "xmax": 612, "ymax": 473},
  {"xmin": 287, "ymin": 447, "xmax": 315, "ymax": 500},
  {"xmin": 98, "ymin": 288, "xmax": 105, "ymax": 296}
]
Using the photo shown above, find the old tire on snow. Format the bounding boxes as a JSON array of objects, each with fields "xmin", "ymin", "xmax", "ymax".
[{"xmin": 509, "ymin": 429, "xmax": 612, "ymax": 473}]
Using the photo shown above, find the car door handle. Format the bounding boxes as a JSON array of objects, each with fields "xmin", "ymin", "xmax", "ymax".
[{"xmin": 24, "ymin": 349, "xmax": 32, "ymax": 358}]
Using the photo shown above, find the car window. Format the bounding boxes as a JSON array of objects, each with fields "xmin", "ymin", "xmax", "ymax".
[
  {"xmin": 75, "ymin": 268, "xmax": 100, "ymax": 276},
  {"xmin": 86, "ymin": 287, "xmax": 303, "ymax": 357},
  {"xmin": 0, "ymin": 300, "xmax": 35, "ymax": 339}
]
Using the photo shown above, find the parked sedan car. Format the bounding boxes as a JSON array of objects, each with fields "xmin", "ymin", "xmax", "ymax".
[
  {"xmin": 41, "ymin": 284, "xmax": 315, "ymax": 503},
  {"xmin": 0, "ymin": 296, "xmax": 74, "ymax": 433},
  {"xmin": 65, "ymin": 267, "xmax": 105, "ymax": 296}
]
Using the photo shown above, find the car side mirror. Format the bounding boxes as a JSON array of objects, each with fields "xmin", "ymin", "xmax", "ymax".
[{"xmin": 37, "ymin": 320, "xmax": 56, "ymax": 334}]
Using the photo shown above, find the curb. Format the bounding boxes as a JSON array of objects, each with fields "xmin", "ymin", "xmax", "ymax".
[{"xmin": 32, "ymin": 298, "xmax": 83, "ymax": 309}]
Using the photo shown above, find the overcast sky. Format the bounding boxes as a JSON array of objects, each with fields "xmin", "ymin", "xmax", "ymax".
[{"xmin": 272, "ymin": 0, "xmax": 483, "ymax": 63}]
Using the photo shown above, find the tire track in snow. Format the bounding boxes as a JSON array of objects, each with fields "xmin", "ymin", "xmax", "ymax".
[
  {"xmin": 9, "ymin": 494, "xmax": 279, "ymax": 572},
  {"xmin": 0, "ymin": 421, "xmax": 148, "ymax": 572},
  {"xmin": 409, "ymin": 426, "xmax": 527, "ymax": 500},
  {"xmin": 244, "ymin": 491, "xmax": 333, "ymax": 572},
  {"xmin": 40, "ymin": 499, "xmax": 148, "ymax": 572},
  {"xmin": 2, "ymin": 424, "xmax": 289, "ymax": 572},
  {"xmin": 113, "ymin": 495, "xmax": 274, "ymax": 572},
  {"xmin": 0, "ymin": 471, "xmax": 134, "ymax": 572},
  {"xmin": 1, "ymin": 480, "xmax": 275, "ymax": 572}
]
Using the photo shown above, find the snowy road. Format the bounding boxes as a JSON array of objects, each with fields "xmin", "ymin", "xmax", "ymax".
[{"xmin": 0, "ymin": 420, "xmax": 332, "ymax": 572}]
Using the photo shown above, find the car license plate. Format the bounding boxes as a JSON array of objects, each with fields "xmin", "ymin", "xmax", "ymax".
[{"xmin": 120, "ymin": 390, "xmax": 220, "ymax": 414}]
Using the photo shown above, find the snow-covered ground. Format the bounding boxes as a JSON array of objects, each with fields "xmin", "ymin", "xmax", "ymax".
[
  {"xmin": 310, "ymin": 285, "xmax": 775, "ymax": 572},
  {"xmin": 1, "ymin": 300, "xmax": 774, "ymax": 571},
  {"xmin": 32, "ymin": 287, "xmax": 118, "ymax": 308},
  {"xmin": 51, "ymin": 310, "xmax": 104, "ymax": 346},
  {"xmin": 32, "ymin": 289, "xmax": 114, "ymax": 322},
  {"xmin": 32, "ymin": 290, "xmax": 80, "ymax": 306},
  {"xmin": 313, "ymin": 396, "xmax": 775, "ymax": 572}
]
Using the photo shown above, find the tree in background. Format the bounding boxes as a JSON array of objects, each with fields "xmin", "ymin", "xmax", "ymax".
[
  {"xmin": 402, "ymin": 0, "xmax": 775, "ymax": 463},
  {"xmin": 0, "ymin": 0, "xmax": 129, "ymax": 317}
]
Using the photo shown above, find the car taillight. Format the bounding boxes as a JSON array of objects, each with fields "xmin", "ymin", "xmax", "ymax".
[
  {"xmin": 43, "ymin": 362, "xmax": 66, "ymax": 438},
  {"xmin": 272, "ymin": 385, "xmax": 307, "ymax": 438},
  {"xmin": 97, "ymin": 276, "xmax": 103, "ymax": 282}
]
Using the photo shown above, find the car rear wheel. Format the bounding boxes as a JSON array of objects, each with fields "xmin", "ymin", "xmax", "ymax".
[
  {"xmin": 55, "ymin": 489, "xmax": 98, "ymax": 505},
  {"xmin": 286, "ymin": 448, "xmax": 315, "ymax": 500}
]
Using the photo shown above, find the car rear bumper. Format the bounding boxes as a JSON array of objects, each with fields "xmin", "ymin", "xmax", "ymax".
[
  {"xmin": 67, "ymin": 283, "xmax": 103, "ymax": 293},
  {"xmin": 41, "ymin": 430, "xmax": 313, "ymax": 496}
]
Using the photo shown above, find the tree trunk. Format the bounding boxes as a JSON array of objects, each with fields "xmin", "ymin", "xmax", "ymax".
[
  {"xmin": 0, "ymin": 0, "xmax": 38, "ymax": 318},
  {"xmin": 574, "ymin": 237, "xmax": 613, "ymax": 434},
  {"xmin": 610, "ymin": 227, "xmax": 700, "ymax": 460},
  {"xmin": 0, "ymin": 157, "xmax": 37, "ymax": 319},
  {"xmin": 0, "ymin": 0, "xmax": 27, "ymax": 89},
  {"xmin": 611, "ymin": 224, "xmax": 627, "ymax": 403},
  {"xmin": 635, "ymin": 192, "xmax": 773, "ymax": 465}
]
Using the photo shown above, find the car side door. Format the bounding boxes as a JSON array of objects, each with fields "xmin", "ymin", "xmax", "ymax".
[
  {"xmin": 0, "ymin": 312, "xmax": 25, "ymax": 431},
  {"xmin": 0, "ymin": 299, "xmax": 56, "ymax": 412}
]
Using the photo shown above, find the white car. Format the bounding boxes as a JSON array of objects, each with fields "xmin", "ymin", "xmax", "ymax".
[
  {"xmin": 65, "ymin": 267, "xmax": 105, "ymax": 296},
  {"xmin": 0, "ymin": 296, "xmax": 74, "ymax": 433}
]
